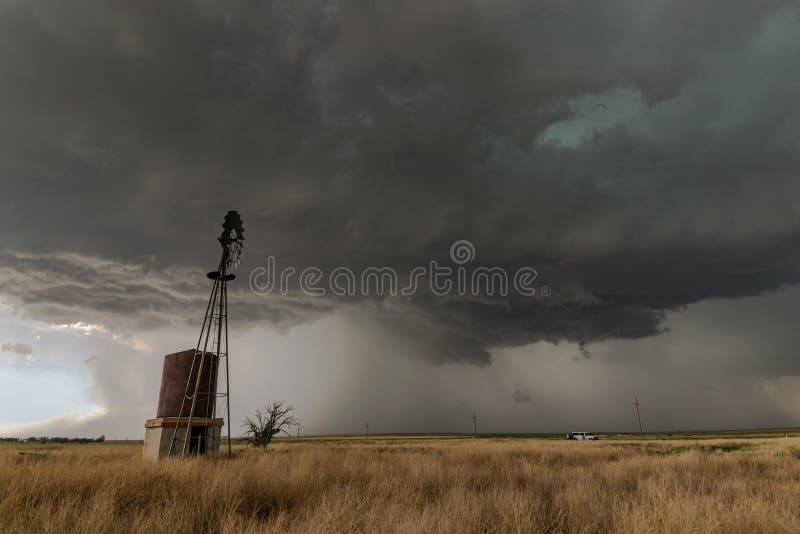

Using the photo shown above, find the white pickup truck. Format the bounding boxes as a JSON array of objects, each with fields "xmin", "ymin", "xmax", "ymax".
[{"xmin": 566, "ymin": 432, "xmax": 598, "ymax": 440}]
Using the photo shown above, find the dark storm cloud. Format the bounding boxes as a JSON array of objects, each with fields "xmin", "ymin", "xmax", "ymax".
[{"xmin": 1, "ymin": 0, "xmax": 799, "ymax": 363}]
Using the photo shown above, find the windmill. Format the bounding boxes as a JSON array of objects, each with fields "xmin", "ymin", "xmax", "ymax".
[
  {"xmin": 171, "ymin": 211, "xmax": 244, "ymax": 457},
  {"xmin": 143, "ymin": 211, "xmax": 244, "ymax": 460}
]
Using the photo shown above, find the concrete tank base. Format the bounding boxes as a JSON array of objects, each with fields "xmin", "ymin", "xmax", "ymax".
[{"xmin": 142, "ymin": 417, "xmax": 223, "ymax": 460}]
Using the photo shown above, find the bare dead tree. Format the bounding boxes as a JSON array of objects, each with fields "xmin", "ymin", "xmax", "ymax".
[{"xmin": 242, "ymin": 401, "xmax": 300, "ymax": 448}]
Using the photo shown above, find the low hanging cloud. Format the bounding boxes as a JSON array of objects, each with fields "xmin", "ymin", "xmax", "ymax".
[
  {"xmin": 0, "ymin": 0, "xmax": 799, "ymax": 366},
  {"xmin": 511, "ymin": 387, "xmax": 533, "ymax": 405},
  {"xmin": 1, "ymin": 341, "xmax": 33, "ymax": 356},
  {"xmin": 1, "ymin": 340, "xmax": 35, "ymax": 366}
]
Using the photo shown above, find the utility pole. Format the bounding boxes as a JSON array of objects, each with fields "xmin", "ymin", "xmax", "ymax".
[
  {"xmin": 296, "ymin": 425, "xmax": 301, "ymax": 440},
  {"xmin": 365, "ymin": 422, "xmax": 369, "ymax": 438},
  {"xmin": 633, "ymin": 397, "xmax": 643, "ymax": 435},
  {"xmin": 472, "ymin": 412, "xmax": 477, "ymax": 436}
]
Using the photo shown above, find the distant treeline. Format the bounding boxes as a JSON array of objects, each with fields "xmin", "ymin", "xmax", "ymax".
[{"xmin": 1, "ymin": 436, "xmax": 105, "ymax": 443}]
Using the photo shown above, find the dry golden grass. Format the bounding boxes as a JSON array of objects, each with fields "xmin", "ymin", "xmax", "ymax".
[{"xmin": 3, "ymin": 435, "xmax": 800, "ymax": 533}]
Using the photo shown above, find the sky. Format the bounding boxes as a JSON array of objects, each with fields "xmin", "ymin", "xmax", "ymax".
[{"xmin": 1, "ymin": 0, "xmax": 800, "ymax": 438}]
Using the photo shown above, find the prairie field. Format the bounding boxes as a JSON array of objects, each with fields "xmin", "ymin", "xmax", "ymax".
[{"xmin": 3, "ymin": 434, "xmax": 800, "ymax": 533}]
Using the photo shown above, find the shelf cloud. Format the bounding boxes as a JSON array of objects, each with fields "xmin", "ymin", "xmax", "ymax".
[{"xmin": 1, "ymin": 0, "xmax": 800, "ymax": 434}]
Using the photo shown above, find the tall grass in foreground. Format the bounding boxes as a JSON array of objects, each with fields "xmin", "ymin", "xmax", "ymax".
[{"xmin": 2, "ymin": 437, "xmax": 800, "ymax": 533}]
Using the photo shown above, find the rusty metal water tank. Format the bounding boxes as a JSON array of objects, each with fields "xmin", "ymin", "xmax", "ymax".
[{"xmin": 156, "ymin": 349, "xmax": 218, "ymax": 418}]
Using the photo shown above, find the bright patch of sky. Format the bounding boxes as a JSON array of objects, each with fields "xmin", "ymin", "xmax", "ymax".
[
  {"xmin": 0, "ymin": 366, "xmax": 97, "ymax": 425},
  {"xmin": 538, "ymin": 88, "xmax": 649, "ymax": 147},
  {"xmin": 0, "ymin": 307, "xmax": 100, "ymax": 430}
]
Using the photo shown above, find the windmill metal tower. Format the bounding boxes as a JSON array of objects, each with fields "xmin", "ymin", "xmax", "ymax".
[{"xmin": 162, "ymin": 211, "xmax": 244, "ymax": 458}]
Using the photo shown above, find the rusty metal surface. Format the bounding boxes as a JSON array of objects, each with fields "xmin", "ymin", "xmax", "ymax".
[{"xmin": 156, "ymin": 349, "xmax": 218, "ymax": 418}]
